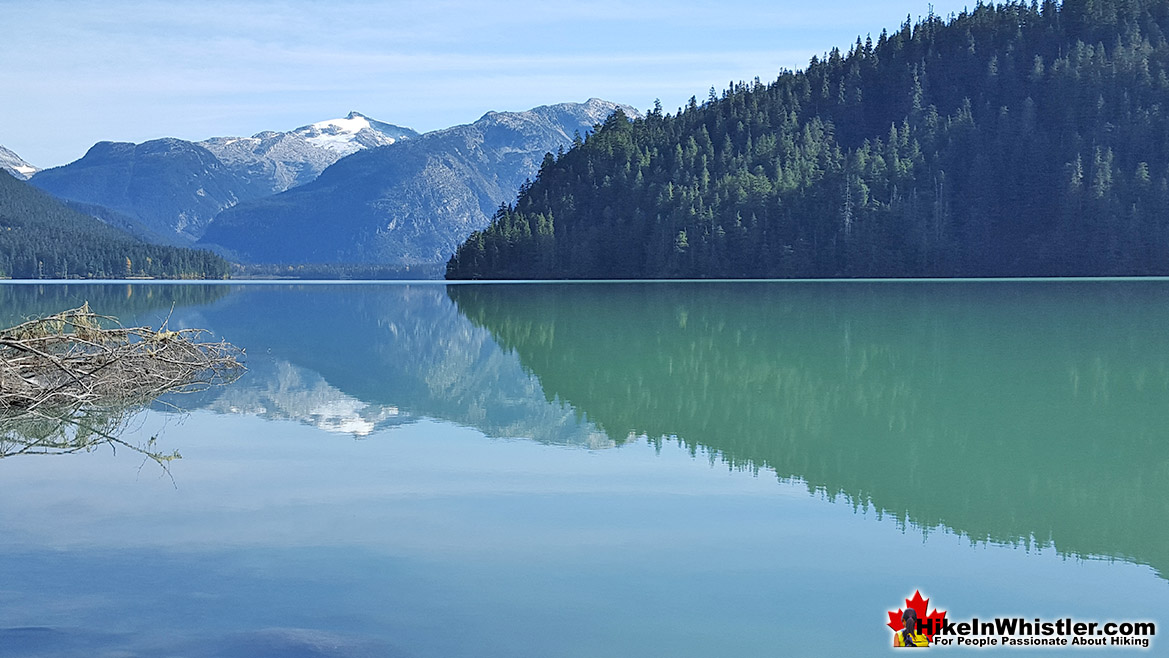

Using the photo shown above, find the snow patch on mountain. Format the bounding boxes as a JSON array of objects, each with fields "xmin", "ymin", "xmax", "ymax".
[
  {"xmin": 198, "ymin": 112, "xmax": 419, "ymax": 193},
  {"xmin": 292, "ymin": 111, "xmax": 418, "ymax": 157},
  {"xmin": 0, "ymin": 145, "xmax": 38, "ymax": 179},
  {"xmin": 200, "ymin": 98, "xmax": 642, "ymax": 265},
  {"xmin": 207, "ymin": 358, "xmax": 406, "ymax": 437}
]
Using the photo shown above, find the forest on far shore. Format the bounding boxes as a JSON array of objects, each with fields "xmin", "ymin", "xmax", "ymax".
[{"xmin": 0, "ymin": 172, "xmax": 230, "ymax": 280}]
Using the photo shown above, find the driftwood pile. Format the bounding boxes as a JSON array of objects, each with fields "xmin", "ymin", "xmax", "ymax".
[{"xmin": 0, "ymin": 303, "xmax": 244, "ymax": 460}]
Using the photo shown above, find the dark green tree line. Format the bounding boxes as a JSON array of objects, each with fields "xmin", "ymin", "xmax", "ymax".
[
  {"xmin": 0, "ymin": 172, "xmax": 230, "ymax": 279},
  {"xmin": 449, "ymin": 0, "xmax": 1169, "ymax": 278}
]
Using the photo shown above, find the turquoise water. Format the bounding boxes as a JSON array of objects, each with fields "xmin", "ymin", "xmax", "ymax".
[{"xmin": 0, "ymin": 281, "xmax": 1166, "ymax": 656}]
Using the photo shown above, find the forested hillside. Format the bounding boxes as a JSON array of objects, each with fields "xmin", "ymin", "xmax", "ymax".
[
  {"xmin": 0, "ymin": 172, "xmax": 230, "ymax": 279},
  {"xmin": 448, "ymin": 0, "xmax": 1169, "ymax": 279}
]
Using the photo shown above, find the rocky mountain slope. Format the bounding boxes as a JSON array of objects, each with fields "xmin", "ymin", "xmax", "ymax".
[
  {"xmin": 198, "ymin": 112, "xmax": 418, "ymax": 193},
  {"xmin": 29, "ymin": 138, "xmax": 266, "ymax": 240},
  {"xmin": 28, "ymin": 113, "xmax": 416, "ymax": 242},
  {"xmin": 0, "ymin": 145, "xmax": 37, "ymax": 180},
  {"xmin": 199, "ymin": 99, "xmax": 638, "ymax": 265}
]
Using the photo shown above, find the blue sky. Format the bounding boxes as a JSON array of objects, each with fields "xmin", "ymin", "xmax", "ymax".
[{"xmin": 2, "ymin": 0, "xmax": 974, "ymax": 168}]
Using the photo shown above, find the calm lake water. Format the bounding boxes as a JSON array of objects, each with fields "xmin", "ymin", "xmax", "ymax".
[{"xmin": 0, "ymin": 280, "xmax": 1166, "ymax": 656}]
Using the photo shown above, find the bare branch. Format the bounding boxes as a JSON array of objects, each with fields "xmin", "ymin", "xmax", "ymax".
[{"xmin": 0, "ymin": 304, "xmax": 246, "ymax": 466}]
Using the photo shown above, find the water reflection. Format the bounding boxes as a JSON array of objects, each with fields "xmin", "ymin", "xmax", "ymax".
[
  {"xmin": 190, "ymin": 284, "xmax": 612, "ymax": 447},
  {"xmin": 449, "ymin": 281, "xmax": 1169, "ymax": 579},
  {"xmin": 203, "ymin": 358, "xmax": 406, "ymax": 436},
  {"xmin": 0, "ymin": 286, "xmax": 240, "ymax": 468},
  {"xmin": 0, "ymin": 405, "xmax": 178, "ymax": 465},
  {"xmin": 0, "ymin": 283, "xmax": 230, "ymax": 328},
  {"xmin": 3, "ymin": 281, "xmax": 1166, "ymax": 582}
]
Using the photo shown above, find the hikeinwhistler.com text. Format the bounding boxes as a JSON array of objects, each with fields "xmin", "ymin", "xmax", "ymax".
[{"xmin": 920, "ymin": 617, "xmax": 1155, "ymax": 649}]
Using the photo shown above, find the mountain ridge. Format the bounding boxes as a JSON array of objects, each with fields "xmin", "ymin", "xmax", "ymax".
[
  {"xmin": 198, "ymin": 99, "xmax": 639, "ymax": 266},
  {"xmin": 28, "ymin": 112, "xmax": 419, "ymax": 242},
  {"xmin": 30, "ymin": 138, "xmax": 263, "ymax": 240},
  {"xmin": 198, "ymin": 111, "xmax": 420, "ymax": 194}
]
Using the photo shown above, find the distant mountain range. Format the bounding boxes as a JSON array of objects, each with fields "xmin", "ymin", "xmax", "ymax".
[
  {"xmin": 28, "ymin": 112, "xmax": 417, "ymax": 243},
  {"xmin": 30, "ymin": 138, "xmax": 267, "ymax": 241},
  {"xmin": 0, "ymin": 145, "xmax": 37, "ymax": 180},
  {"xmin": 200, "ymin": 99, "xmax": 637, "ymax": 265},
  {"xmin": 22, "ymin": 100, "xmax": 634, "ymax": 270}
]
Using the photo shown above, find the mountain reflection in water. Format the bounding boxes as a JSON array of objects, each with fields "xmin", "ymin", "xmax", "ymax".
[
  {"xmin": 3, "ymin": 280, "xmax": 1166, "ymax": 583},
  {"xmin": 448, "ymin": 281, "xmax": 1169, "ymax": 580},
  {"xmin": 191, "ymin": 283, "xmax": 613, "ymax": 448}
]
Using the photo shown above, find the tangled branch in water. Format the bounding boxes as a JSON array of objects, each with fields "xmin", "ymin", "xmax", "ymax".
[{"xmin": 0, "ymin": 303, "xmax": 245, "ymax": 464}]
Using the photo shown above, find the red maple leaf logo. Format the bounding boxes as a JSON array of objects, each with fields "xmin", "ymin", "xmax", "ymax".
[{"xmin": 888, "ymin": 590, "xmax": 947, "ymax": 642}]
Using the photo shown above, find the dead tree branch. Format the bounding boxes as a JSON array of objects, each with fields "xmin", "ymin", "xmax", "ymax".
[{"xmin": 0, "ymin": 303, "xmax": 245, "ymax": 463}]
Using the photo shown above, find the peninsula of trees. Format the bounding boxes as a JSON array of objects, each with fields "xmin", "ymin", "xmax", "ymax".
[
  {"xmin": 0, "ymin": 171, "xmax": 229, "ymax": 279},
  {"xmin": 448, "ymin": 0, "xmax": 1169, "ymax": 279}
]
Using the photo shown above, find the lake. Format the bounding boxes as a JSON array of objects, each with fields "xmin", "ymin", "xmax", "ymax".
[{"xmin": 0, "ymin": 280, "xmax": 1166, "ymax": 656}]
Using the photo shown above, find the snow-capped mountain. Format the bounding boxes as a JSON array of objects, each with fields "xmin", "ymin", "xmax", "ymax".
[
  {"xmin": 0, "ymin": 144, "xmax": 38, "ymax": 179},
  {"xmin": 30, "ymin": 112, "xmax": 419, "ymax": 240},
  {"xmin": 26, "ymin": 101, "xmax": 635, "ymax": 257},
  {"xmin": 200, "ymin": 99, "xmax": 640, "ymax": 265},
  {"xmin": 199, "ymin": 112, "xmax": 419, "ymax": 193},
  {"xmin": 291, "ymin": 112, "xmax": 417, "ymax": 156}
]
